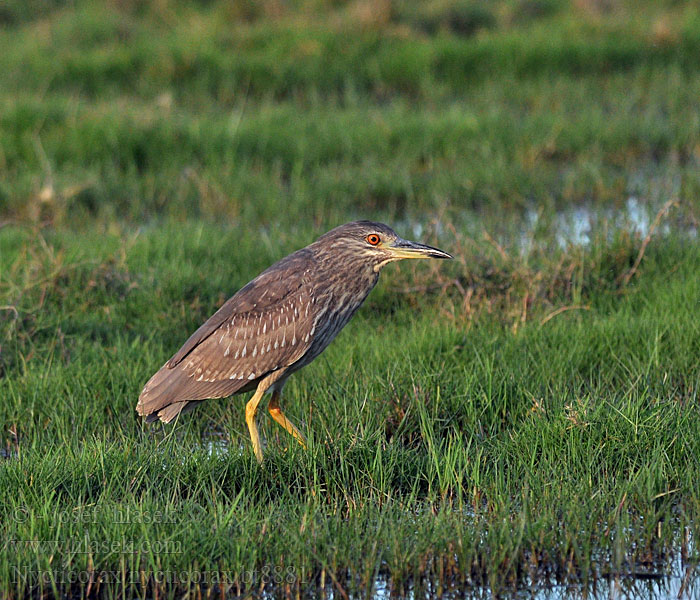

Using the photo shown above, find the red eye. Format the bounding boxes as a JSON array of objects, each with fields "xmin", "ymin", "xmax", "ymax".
[{"xmin": 366, "ymin": 234, "xmax": 381, "ymax": 246}]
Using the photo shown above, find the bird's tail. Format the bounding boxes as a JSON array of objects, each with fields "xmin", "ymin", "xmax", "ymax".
[
  {"xmin": 136, "ymin": 363, "xmax": 195, "ymax": 423},
  {"xmin": 143, "ymin": 401, "xmax": 188, "ymax": 423}
]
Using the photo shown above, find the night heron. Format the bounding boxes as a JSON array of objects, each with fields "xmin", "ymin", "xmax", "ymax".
[{"xmin": 136, "ymin": 221, "xmax": 452, "ymax": 461}]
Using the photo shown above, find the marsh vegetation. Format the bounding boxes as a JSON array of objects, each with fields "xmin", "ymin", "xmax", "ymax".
[{"xmin": 1, "ymin": 0, "xmax": 699, "ymax": 597}]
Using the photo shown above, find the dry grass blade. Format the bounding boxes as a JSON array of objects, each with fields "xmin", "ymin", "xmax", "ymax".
[
  {"xmin": 620, "ymin": 199, "xmax": 678, "ymax": 287},
  {"xmin": 540, "ymin": 305, "xmax": 590, "ymax": 326}
]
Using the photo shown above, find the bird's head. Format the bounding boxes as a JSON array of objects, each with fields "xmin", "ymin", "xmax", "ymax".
[{"xmin": 314, "ymin": 221, "xmax": 453, "ymax": 273}]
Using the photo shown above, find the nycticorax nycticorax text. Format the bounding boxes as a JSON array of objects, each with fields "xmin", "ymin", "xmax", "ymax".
[{"xmin": 136, "ymin": 221, "xmax": 452, "ymax": 461}]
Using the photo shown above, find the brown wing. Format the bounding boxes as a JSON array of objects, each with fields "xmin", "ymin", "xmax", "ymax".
[{"xmin": 136, "ymin": 249, "xmax": 317, "ymax": 420}]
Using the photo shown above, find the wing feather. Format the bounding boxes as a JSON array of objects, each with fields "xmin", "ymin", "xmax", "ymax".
[
  {"xmin": 137, "ymin": 249, "xmax": 317, "ymax": 419},
  {"xmin": 168, "ymin": 249, "xmax": 313, "ymax": 368}
]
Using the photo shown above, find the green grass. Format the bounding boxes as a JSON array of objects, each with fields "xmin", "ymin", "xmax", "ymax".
[
  {"xmin": 2, "ymin": 223, "xmax": 699, "ymax": 597},
  {"xmin": 1, "ymin": 0, "xmax": 700, "ymax": 597}
]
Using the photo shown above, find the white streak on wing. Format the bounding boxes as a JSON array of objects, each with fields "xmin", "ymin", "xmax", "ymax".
[
  {"xmin": 229, "ymin": 373, "xmax": 237, "ymax": 379},
  {"xmin": 248, "ymin": 373, "xmax": 256, "ymax": 380},
  {"xmin": 234, "ymin": 348, "xmax": 239, "ymax": 359},
  {"xmin": 313, "ymin": 305, "xmax": 328, "ymax": 326},
  {"xmin": 219, "ymin": 333, "xmax": 225, "ymax": 344},
  {"xmin": 224, "ymin": 344, "xmax": 231, "ymax": 357},
  {"xmin": 267, "ymin": 342, "xmax": 271, "ymax": 352},
  {"xmin": 274, "ymin": 339, "xmax": 279, "ymax": 349},
  {"xmin": 304, "ymin": 333, "xmax": 310, "ymax": 342},
  {"xmin": 242, "ymin": 344, "xmax": 247, "ymax": 357},
  {"xmin": 252, "ymin": 345, "xmax": 258, "ymax": 357},
  {"xmin": 263, "ymin": 322, "xmax": 267, "ymax": 334}
]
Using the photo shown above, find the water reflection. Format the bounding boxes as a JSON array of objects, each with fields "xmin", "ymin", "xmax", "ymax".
[
  {"xmin": 205, "ymin": 438, "xmax": 232, "ymax": 458},
  {"xmin": 365, "ymin": 565, "xmax": 698, "ymax": 599},
  {"xmin": 200, "ymin": 432, "xmax": 698, "ymax": 599},
  {"xmin": 547, "ymin": 196, "xmax": 672, "ymax": 250},
  {"xmin": 399, "ymin": 196, "xmax": 691, "ymax": 260}
]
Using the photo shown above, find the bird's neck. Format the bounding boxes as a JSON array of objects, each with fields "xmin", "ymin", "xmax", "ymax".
[{"xmin": 311, "ymin": 253, "xmax": 379, "ymax": 313}]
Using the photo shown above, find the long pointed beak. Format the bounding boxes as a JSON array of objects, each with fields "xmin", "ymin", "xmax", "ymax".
[{"xmin": 388, "ymin": 238, "xmax": 453, "ymax": 260}]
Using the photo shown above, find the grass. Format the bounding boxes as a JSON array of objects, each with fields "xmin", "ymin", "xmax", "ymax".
[
  {"xmin": 2, "ymin": 221, "xmax": 699, "ymax": 598},
  {"xmin": 1, "ymin": 0, "xmax": 700, "ymax": 597}
]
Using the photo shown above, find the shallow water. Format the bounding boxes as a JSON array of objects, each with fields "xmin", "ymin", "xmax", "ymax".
[
  {"xmin": 198, "ymin": 432, "xmax": 698, "ymax": 599},
  {"xmin": 382, "ymin": 572, "xmax": 696, "ymax": 599},
  {"xmin": 0, "ymin": 446, "xmax": 16, "ymax": 460},
  {"xmin": 352, "ymin": 561, "xmax": 699, "ymax": 599},
  {"xmin": 517, "ymin": 196, "xmax": 687, "ymax": 254},
  {"xmin": 548, "ymin": 196, "xmax": 680, "ymax": 248},
  {"xmin": 197, "ymin": 433, "xmax": 699, "ymax": 600},
  {"xmin": 399, "ymin": 195, "xmax": 693, "ymax": 257}
]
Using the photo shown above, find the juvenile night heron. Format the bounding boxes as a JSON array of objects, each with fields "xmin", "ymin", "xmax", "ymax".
[{"xmin": 136, "ymin": 221, "xmax": 452, "ymax": 461}]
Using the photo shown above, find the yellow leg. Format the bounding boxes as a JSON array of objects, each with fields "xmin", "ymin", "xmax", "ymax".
[
  {"xmin": 245, "ymin": 384, "xmax": 266, "ymax": 463},
  {"xmin": 268, "ymin": 391, "xmax": 307, "ymax": 449}
]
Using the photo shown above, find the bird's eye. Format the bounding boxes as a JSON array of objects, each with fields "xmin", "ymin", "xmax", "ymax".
[{"xmin": 366, "ymin": 234, "xmax": 381, "ymax": 246}]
